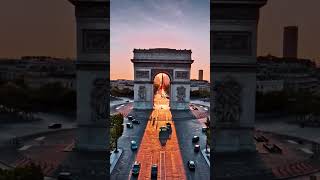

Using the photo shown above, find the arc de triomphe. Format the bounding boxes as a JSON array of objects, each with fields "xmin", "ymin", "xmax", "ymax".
[{"xmin": 132, "ymin": 48, "xmax": 193, "ymax": 110}]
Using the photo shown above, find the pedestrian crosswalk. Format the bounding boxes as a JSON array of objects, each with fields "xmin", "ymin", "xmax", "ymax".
[
  {"xmin": 13, "ymin": 154, "xmax": 62, "ymax": 176},
  {"xmin": 272, "ymin": 160, "xmax": 320, "ymax": 179},
  {"xmin": 18, "ymin": 145, "xmax": 32, "ymax": 151}
]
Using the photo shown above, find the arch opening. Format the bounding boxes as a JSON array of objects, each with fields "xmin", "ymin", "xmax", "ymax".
[{"xmin": 153, "ymin": 73, "xmax": 170, "ymax": 110}]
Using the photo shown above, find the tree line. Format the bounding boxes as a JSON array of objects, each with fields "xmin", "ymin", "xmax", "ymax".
[
  {"xmin": 0, "ymin": 80, "xmax": 76, "ymax": 114},
  {"xmin": 0, "ymin": 164, "xmax": 43, "ymax": 180}
]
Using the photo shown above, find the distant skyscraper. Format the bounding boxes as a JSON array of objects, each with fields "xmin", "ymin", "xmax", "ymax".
[
  {"xmin": 283, "ymin": 26, "xmax": 298, "ymax": 58},
  {"xmin": 198, "ymin": 69, "xmax": 203, "ymax": 80}
]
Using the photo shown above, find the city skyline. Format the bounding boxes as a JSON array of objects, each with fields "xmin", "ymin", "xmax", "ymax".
[{"xmin": 0, "ymin": 0, "xmax": 319, "ymax": 79}]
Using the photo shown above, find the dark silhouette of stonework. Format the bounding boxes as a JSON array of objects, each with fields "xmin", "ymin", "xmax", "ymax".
[
  {"xmin": 211, "ymin": 0, "xmax": 273, "ymax": 179},
  {"xmin": 59, "ymin": 1, "xmax": 110, "ymax": 180},
  {"xmin": 213, "ymin": 76, "xmax": 242, "ymax": 128}
]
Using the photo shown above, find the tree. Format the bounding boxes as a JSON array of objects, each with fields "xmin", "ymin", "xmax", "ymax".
[
  {"xmin": 111, "ymin": 87, "xmax": 133, "ymax": 97},
  {"xmin": 0, "ymin": 82, "xmax": 30, "ymax": 112},
  {"xmin": 256, "ymin": 91, "xmax": 288, "ymax": 113},
  {"xmin": 0, "ymin": 81, "xmax": 76, "ymax": 115},
  {"xmin": 0, "ymin": 163, "xmax": 44, "ymax": 180},
  {"xmin": 110, "ymin": 113, "xmax": 124, "ymax": 152}
]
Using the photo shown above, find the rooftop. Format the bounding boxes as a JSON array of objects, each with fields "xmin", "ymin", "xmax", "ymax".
[{"xmin": 133, "ymin": 48, "xmax": 192, "ymax": 53}]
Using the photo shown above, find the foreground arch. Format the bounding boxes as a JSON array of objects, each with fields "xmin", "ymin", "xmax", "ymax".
[{"xmin": 68, "ymin": 0, "xmax": 109, "ymax": 151}]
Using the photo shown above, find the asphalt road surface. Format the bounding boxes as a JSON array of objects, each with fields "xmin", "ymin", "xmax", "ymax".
[{"xmin": 111, "ymin": 89, "xmax": 210, "ymax": 180}]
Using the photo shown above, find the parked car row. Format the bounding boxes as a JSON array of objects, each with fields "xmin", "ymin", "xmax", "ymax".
[
  {"xmin": 131, "ymin": 161, "xmax": 158, "ymax": 178},
  {"xmin": 126, "ymin": 115, "xmax": 141, "ymax": 129}
]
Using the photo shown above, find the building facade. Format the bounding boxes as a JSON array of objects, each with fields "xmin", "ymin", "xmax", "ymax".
[
  {"xmin": 0, "ymin": 57, "xmax": 76, "ymax": 90},
  {"xmin": 257, "ymin": 56, "xmax": 319, "ymax": 94},
  {"xmin": 283, "ymin": 26, "xmax": 298, "ymax": 58},
  {"xmin": 198, "ymin": 69, "xmax": 204, "ymax": 80}
]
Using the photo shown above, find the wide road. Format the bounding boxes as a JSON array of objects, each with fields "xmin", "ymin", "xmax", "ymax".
[
  {"xmin": 110, "ymin": 104, "xmax": 148, "ymax": 180},
  {"xmin": 111, "ymin": 89, "xmax": 210, "ymax": 180},
  {"xmin": 0, "ymin": 113, "xmax": 75, "ymax": 146},
  {"xmin": 129, "ymin": 89, "xmax": 186, "ymax": 180}
]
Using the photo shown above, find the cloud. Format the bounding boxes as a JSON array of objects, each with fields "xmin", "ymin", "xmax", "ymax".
[{"xmin": 110, "ymin": 0, "xmax": 210, "ymax": 80}]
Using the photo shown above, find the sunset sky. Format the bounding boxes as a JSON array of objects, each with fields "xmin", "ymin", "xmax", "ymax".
[
  {"xmin": 0, "ymin": 0, "xmax": 319, "ymax": 80},
  {"xmin": 110, "ymin": 0, "xmax": 210, "ymax": 80}
]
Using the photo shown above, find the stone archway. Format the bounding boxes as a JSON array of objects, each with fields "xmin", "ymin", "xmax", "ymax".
[
  {"xmin": 132, "ymin": 48, "xmax": 194, "ymax": 110},
  {"xmin": 152, "ymin": 72, "xmax": 171, "ymax": 108}
]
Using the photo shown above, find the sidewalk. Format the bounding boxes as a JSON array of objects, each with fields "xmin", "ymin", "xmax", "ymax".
[
  {"xmin": 110, "ymin": 148, "xmax": 123, "ymax": 174},
  {"xmin": 201, "ymin": 148, "xmax": 210, "ymax": 167}
]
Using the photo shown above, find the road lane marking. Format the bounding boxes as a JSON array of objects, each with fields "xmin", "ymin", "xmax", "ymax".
[
  {"xmin": 63, "ymin": 142, "xmax": 75, "ymax": 152},
  {"xmin": 19, "ymin": 145, "xmax": 32, "ymax": 151},
  {"xmin": 160, "ymin": 151, "xmax": 166, "ymax": 180},
  {"xmin": 300, "ymin": 148, "xmax": 313, "ymax": 154},
  {"xmin": 35, "ymin": 136, "xmax": 45, "ymax": 141},
  {"xmin": 287, "ymin": 140, "xmax": 298, "ymax": 144},
  {"xmin": 115, "ymin": 104, "xmax": 124, "ymax": 110}
]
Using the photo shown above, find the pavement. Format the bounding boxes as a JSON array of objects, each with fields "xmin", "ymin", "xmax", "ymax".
[
  {"xmin": 256, "ymin": 118, "xmax": 320, "ymax": 144},
  {"xmin": 201, "ymin": 149, "xmax": 210, "ymax": 167},
  {"xmin": 3, "ymin": 96, "xmax": 319, "ymax": 179},
  {"xmin": 173, "ymin": 110, "xmax": 210, "ymax": 180},
  {"xmin": 111, "ymin": 91, "xmax": 210, "ymax": 180},
  {"xmin": 255, "ymin": 118, "xmax": 320, "ymax": 179},
  {"xmin": 0, "ymin": 112, "xmax": 76, "ymax": 146},
  {"xmin": 0, "ymin": 111, "xmax": 76, "ymax": 177},
  {"xmin": 110, "ymin": 148, "xmax": 123, "ymax": 173},
  {"xmin": 110, "ymin": 107, "xmax": 150, "ymax": 179},
  {"xmin": 129, "ymin": 93, "xmax": 186, "ymax": 180}
]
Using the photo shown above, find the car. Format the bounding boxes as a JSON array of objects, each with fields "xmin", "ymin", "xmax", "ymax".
[
  {"xmin": 132, "ymin": 161, "xmax": 141, "ymax": 176},
  {"xmin": 57, "ymin": 172, "xmax": 72, "ymax": 180},
  {"xmin": 151, "ymin": 164, "xmax": 158, "ymax": 178},
  {"xmin": 48, "ymin": 123, "xmax": 62, "ymax": 129},
  {"xmin": 131, "ymin": 140, "xmax": 138, "ymax": 150},
  {"xmin": 126, "ymin": 123, "xmax": 133, "ymax": 128},
  {"xmin": 127, "ymin": 115, "xmax": 134, "ymax": 121},
  {"xmin": 159, "ymin": 126, "xmax": 167, "ymax": 132},
  {"xmin": 187, "ymin": 160, "xmax": 196, "ymax": 170},
  {"xmin": 202, "ymin": 127, "xmax": 208, "ymax": 132},
  {"xmin": 194, "ymin": 144, "xmax": 200, "ymax": 152},
  {"xmin": 132, "ymin": 119, "xmax": 140, "ymax": 124},
  {"xmin": 166, "ymin": 122, "xmax": 171, "ymax": 130},
  {"xmin": 192, "ymin": 136, "xmax": 200, "ymax": 143}
]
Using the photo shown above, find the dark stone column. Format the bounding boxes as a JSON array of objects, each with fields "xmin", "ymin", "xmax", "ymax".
[
  {"xmin": 211, "ymin": 0, "xmax": 273, "ymax": 179},
  {"xmin": 61, "ymin": 1, "xmax": 109, "ymax": 180}
]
